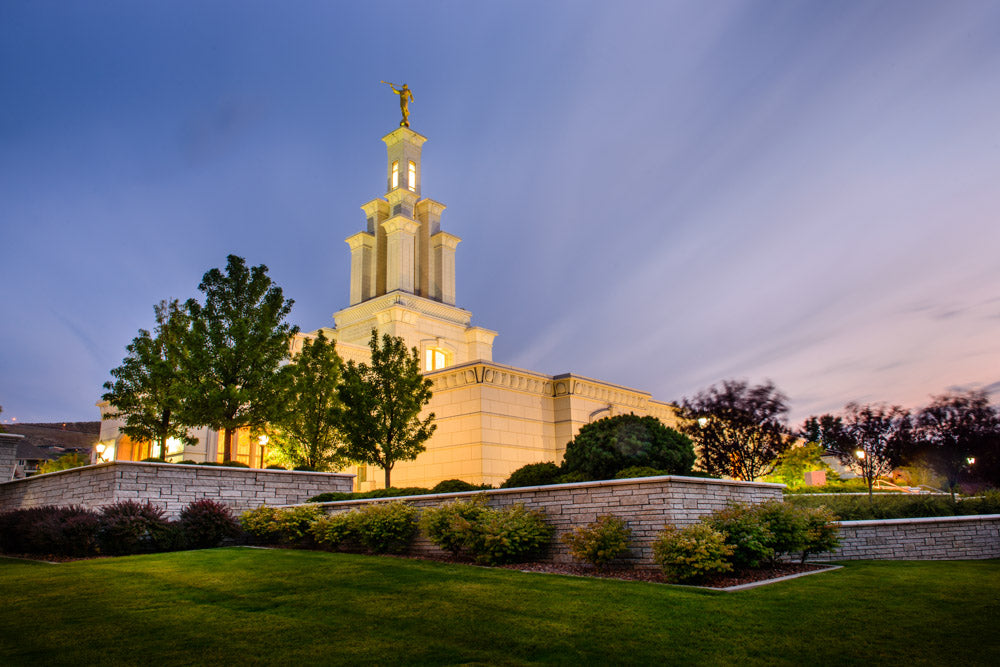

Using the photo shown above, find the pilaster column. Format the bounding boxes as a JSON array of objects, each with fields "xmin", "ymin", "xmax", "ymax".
[
  {"xmin": 431, "ymin": 231, "xmax": 461, "ymax": 305},
  {"xmin": 383, "ymin": 216, "xmax": 421, "ymax": 293},
  {"xmin": 345, "ymin": 232, "xmax": 376, "ymax": 305}
]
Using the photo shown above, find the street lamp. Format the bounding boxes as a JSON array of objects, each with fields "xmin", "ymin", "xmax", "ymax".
[{"xmin": 855, "ymin": 449, "xmax": 865, "ymax": 460}]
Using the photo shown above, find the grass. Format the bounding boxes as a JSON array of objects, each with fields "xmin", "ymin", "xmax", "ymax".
[{"xmin": 1, "ymin": 549, "xmax": 998, "ymax": 666}]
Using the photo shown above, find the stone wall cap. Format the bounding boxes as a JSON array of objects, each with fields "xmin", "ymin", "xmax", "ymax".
[
  {"xmin": 305, "ymin": 474, "xmax": 784, "ymax": 508},
  {"xmin": 0, "ymin": 460, "xmax": 355, "ymax": 486},
  {"xmin": 836, "ymin": 514, "xmax": 1000, "ymax": 527}
]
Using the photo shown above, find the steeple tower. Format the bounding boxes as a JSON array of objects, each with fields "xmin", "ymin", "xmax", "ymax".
[
  {"xmin": 346, "ymin": 127, "xmax": 460, "ymax": 306},
  {"xmin": 334, "ymin": 126, "xmax": 495, "ymax": 371}
]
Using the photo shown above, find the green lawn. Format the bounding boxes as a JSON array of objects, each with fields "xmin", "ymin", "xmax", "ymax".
[{"xmin": 1, "ymin": 549, "xmax": 998, "ymax": 666}]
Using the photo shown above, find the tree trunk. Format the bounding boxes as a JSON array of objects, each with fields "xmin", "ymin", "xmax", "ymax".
[
  {"xmin": 384, "ymin": 465, "xmax": 391, "ymax": 489},
  {"xmin": 223, "ymin": 428, "xmax": 233, "ymax": 462}
]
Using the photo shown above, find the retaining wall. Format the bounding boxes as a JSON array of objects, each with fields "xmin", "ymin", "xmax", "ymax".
[
  {"xmin": 0, "ymin": 435, "xmax": 17, "ymax": 482},
  {"xmin": 312, "ymin": 475, "xmax": 785, "ymax": 567},
  {"xmin": 0, "ymin": 462, "xmax": 354, "ymax": 518},
  {"xmin": 824, "ymin": 515, "xmax": 1000, "ymax": 560}
]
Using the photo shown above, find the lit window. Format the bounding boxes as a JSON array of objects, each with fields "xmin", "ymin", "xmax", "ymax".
[
  {"xmin": 425, "ymin": 348, "xmax": 447, "ymax": 371},
  {"xmin": 408, "ymin": 160, "xmax": 416, "ymax": 191},
  {"xmin": 391, "ymin": 161, "xmax": 399, "ymax": 189}
]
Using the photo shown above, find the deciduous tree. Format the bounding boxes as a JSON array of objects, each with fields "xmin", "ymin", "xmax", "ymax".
[
  {"xmin": 269, "ymin": 330, "xmax": 347, "ymax": 471},
  {"xmin": 678, "ymin": 380, "xmax": 793, "ymax": 481},
  {"xmin": 915, "ymin": 390, "xmax": 999, "ymax": 498},
  {"xmin": 337, "ymin": 330, "xmax": 435, "ymax": 488},
  {"xmin": 183, "ymin": 255, "xmax": 297, "ymax": 462},
  {"xmin": 807, "ymin": 403, "xmax": 912, "ymax": 499},
  {"xmin": 102, "ymin": 300, "xmax": 195, "ymax": 460}
]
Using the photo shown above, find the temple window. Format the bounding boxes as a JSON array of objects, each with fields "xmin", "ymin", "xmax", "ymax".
[
  {"xmin": 425, "ymin": 347, "xmax": 447, "ymax": 371},
  {"xmin": 408, "ymin": 160, "xmax": 416, "ymax": 191},
  {"xmin": 391, "ymin": 160, "xmax": 399, "ymax": 189}
]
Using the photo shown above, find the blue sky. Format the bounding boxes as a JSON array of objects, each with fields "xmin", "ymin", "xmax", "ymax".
[{"xmin": 2, "ymin": 0, "xmax": 998, "ymax": 426}]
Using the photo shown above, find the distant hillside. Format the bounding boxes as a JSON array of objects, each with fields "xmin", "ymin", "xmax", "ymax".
[{"xmin": 4, "ymin": 422, "xmax": 100, "ymax": 451}]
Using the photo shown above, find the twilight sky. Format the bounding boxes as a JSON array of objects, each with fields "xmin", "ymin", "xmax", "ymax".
[{"xmin": 2, "ymin": 1, "xmax": 998, "ymax": 426}]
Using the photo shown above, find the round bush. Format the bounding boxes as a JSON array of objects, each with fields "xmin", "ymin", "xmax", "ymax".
[
  {"xmin": 179, "ymin": 499, "xmax": 241, "ymax": 549},
  {"xmin": 561, "ymin": 515, "xmax": 632, "ymax": 567},
  {"xmin": 501, "ymin": 462, "xmax": 562, "ymax": 488},
  {"xmin": 614, "ymin": 466, "xmax": 667, "ymax": 480},
  {"xmin": 652, "ymin": 523, "xmax": 734, "ymax": 583},
  {"xmin": 561, "ymin": 414, "xmax": 695, "ymax": 481},
  {"xmin": 98, "ymin": 500, "xmax": 177, "ymax": 555},
  {"xmin": 432, "ymin": 479, "xmax": 481, "ymax": 493}
]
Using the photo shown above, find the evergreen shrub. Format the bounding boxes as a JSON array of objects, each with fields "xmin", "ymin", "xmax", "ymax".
[
  {"xmin": 613, "ymin": 466, "xmax": 667, "ymax": 480},
  {"xmin": 561, "ymin": 515, "xmax": 632, "ymax": 567},
  {"xmin": 0, "ymin": 506, "xmax": 101, "ymax": 557},
  {"xmin": 179, "ymin": 499, "xmax": 241, "ymax": 549},
  {"xmin": 652, "ymin": 523, "xmax": 734, "ymax": 583},
  {"xmin": 432, "ymin": 479, "xmax": 486, "ymax": 493},
  {"xmin": 98, "ymin": 501, "xmax": 179, "ymax": 555},
  {"xmin": 500, "ymin": 462, "xmax": 562, "ymax": 488}
]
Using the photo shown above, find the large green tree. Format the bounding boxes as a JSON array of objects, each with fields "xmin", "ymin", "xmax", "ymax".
[
  {"xmin": 561, "ymin": 414, "xmax": 695, "ymax": 480},
  {"xmin": 184, "ymin": 255, "xmax": 298, "ymax": 462},
  {"xmin": 338, "ymin": 330, "xmax": 435, "ymax": 488},
  {"xmin": 915, "ymin": 390, "xmax": 999, "ymax": 498},
  {"xmin": 677, "ymin": 379, "xmax": 793, "ymax": 481},
  {"xmin": 269, "ymin": 330, "xmax": 348, "ymax": 471},
  {"xmin": 102, "ymin": 300, "xmax": 196, "ymax": 460}
]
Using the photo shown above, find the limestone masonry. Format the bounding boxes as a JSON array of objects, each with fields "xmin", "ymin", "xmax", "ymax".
[{"xmin": 0, "ymin": 462, "xmax": 353, "ymax": 518}]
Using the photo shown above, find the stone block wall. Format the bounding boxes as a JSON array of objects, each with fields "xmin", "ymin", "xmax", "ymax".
[
  {"xmin": 823, "ymin": 515, "xmax": 1000, "ymax": 560},
  {"xmin": 312, "ymin": 475, "xmax": 784, "ymax": 567},
  {"xmin": 0, "ymin": 435, "xmax": 18, "ymax": 482},
  {"xmin": 0, "ymin": 462, "xmax": 354, "ymax": 518}
]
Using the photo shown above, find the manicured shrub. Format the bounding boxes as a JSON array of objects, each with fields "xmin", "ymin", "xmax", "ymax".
[
  {"xmin": 562, "ymin": 414, "xmax": 695, "ymax": 481},
  {"xmin": 704, "ymin": 503, "xmax": 774, "ymax": 568},
  {"xmin": 554, "ymin": 470, "xmax": 592, "ymax": 484},
  {"xmin": 501, "ymin": 462, "xmax": 562, "ymax": 488},
  {"xmin": 421, "ymin": 499, "xmax": 553, "ymax": 565},
  {"xmin": 308, "ymin": 492, "xmax": 356, "ymax": 503},
  {"xmin": 308, "ymin": 487, "xmax": 435, "ymax": 503},
  {"xmin": 752, "ymin": 501, "xmax": 809, "ymax": 562},
  {"xmin": 98, "ymin": 501, "xmax": 178, "ymax": 555},
  {"xmin": 311, "ymin": 502, "xmax": 419, "ymax": 554},
  {"xmin": 221, "ymin": 460, "xmax": 250, "ymax": 468},
  {"xmin": 432, "ymin": 479, "xmax": 483, "ymax": 493},
  {"xmin": 0, "ymin": 506, "xmax": 101, "ymax": 557},
  {"xmin": 420, "ymin": 499, "xmax": 489, "ymax": 556},
  {"xmin": 239, "ymin": 505, "xmax": 322, "ymax": 545},
  {"xmin": 266, "ymin": 464, "xmax": 287, "ymax": 470},
  {"xmin": 613, "ymin": 466, "xmax": 667, "ymax": 480},
  {"xmin": 561, "ymin": 515, "xmax": 632, "ymax": 568},
  {"xmin": 311, "ymin": 512, "xmax": 360, "ymax": 550},
  {"xmin": 652, "ymin": 523, "xmax": 734, "ymax": 583},
  {"xmin": 354, "ymin": 502, "xmax": 418, "ymax": 554},
  {"xmin": 468, "ymin": 504, "xmax": 553, "ymax": 565},
  {"xmin": 179, "ymin": 499, "xmax": 241, "ymax": 549},
  {"xmin": 799, "ymin": 505, "xmax": 840, "ymax": 563}
]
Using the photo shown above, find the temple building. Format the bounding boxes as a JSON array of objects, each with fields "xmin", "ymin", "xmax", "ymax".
[{"xmin": 98, "ymin": 122, "xmax": 679, "ymax": 489}]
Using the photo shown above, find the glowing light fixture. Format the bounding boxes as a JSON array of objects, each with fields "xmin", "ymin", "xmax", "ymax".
[
  {"xmin": 259, "ymin": 435, "xmax": 269, "ymax": 445},
  {"xmin": 967, "ymin": 457, "xmax": 976, "ymax": 465},
  {"xmin": 855, "ymin": 450, "xmax": 865, "ymax": 460},
  {"xmin": 697, "ymin": 417, "xmax": 708, "ymax": 428}
]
